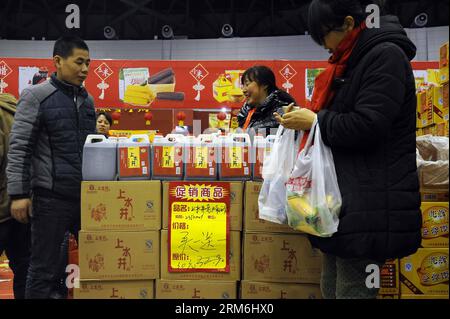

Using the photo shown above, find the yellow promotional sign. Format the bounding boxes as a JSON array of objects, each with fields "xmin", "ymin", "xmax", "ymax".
[
  {"xmin": 229, "ymin": 147, "xmax": 242, "ymax": 169},
  {"xmin": 127, "ymin": 147, "xmax": 141, "ymax": 168},
  {"xmin": 162, "ymin": 146, "xmax": 175, "ymax": 168},
  {"xmin": 168, "ymin": 182, "xmax": 230, "ymax": 272},
  {"xmin": 194, "ymin": 147, "xmax": 208, "ymax": 169}
]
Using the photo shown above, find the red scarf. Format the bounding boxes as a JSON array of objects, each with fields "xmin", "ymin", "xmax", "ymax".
[{"xmin": 300, "ymin": 22, "xmax": 366, "ymax": 150}]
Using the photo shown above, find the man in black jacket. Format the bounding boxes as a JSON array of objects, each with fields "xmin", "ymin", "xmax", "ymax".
[
  {"xmin": 7, "ymin": 36, "xmax": 96, "ymax": 299},
  {"xmin": 276, "ymin": 1, "xmax": 422, "ymax": 299}
]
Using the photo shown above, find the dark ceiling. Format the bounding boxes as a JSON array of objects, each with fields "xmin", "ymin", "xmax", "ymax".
[{"xmin": 0, "ymin": 0, "xmax": 448, "ymax": 40}]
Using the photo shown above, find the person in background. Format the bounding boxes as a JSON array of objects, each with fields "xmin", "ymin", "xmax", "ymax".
[
  {"xmin": 0, "ymin": 93, "xmax": 30, "ymax": 299},
  {"xmin": 96, "ymin": 111, "xmax": 112, "ymax": 137},
  {"xmin": 238, "ymin": 65, "xmax": 296, "ymax": 136},
  {"xmin": 275, "ymin": 0, "xmax": 421, "ymax": 299},
  {"xmin": 7, "ymin": 36, "xmax": 96, "ymax": 299}
]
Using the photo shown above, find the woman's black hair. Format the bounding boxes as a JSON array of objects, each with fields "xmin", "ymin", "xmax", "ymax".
[
  {"xmin": 308, "ymin": 0, "xmax": 378, "ymax": 45},
  {"xmin": 96, "ymin": 111, "xmax": 113, "ymax": 126},
  {"xmin": 241, "ymin": 65, "xmax": 278, "ymax": 94}
]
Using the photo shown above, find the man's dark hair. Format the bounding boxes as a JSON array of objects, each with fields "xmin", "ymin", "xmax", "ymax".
[
  {"xmin": 308, "ymin": 0, "xmax": 380, "ymax": 45},
  {"xmin": 96, "ymin": 112, "xmax": 113, "ymax": 126},
  {"xmin": 241, "ymin": 65, "xmax": 278, "ymax": 94},
  {"xmin": 53, "ymin": 36, "xmax": 89, "ymax": 58}
]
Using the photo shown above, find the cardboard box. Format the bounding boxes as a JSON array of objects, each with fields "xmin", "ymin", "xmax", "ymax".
[
  {"xmin": 81, "ymin": 181, "xmax": 161, "ymax": 231},
  {"xmin": 244, "ymin": 182, "xmax": 297, "ymax": 233},
  {"xmin": 432, "ymin": 85, "xmax": 446, "ymax": 125},
  {"xmin": 400, "ymin": 294, "xmax": 449, "ymax": 300},
  {"xmin": 400, "ymin": 248, "xmax": 448, "ymax": 296},
  {"xmin": 421, "ymin": 125, "xmax": 434, "ymax": 135},
  {"xmin": 379, "ymin": 260, "xmax": 400, "ymax": 295},
  {"xmin": 213, "ymin": 75, "xmax": 233, "ymax": 103},
  {"xmin": 420, "ymin": 202, "xmax": 449, "ymax": 248},
  {"xmin": 240, "ymin": 281, "xmax": 322, "ymax": 299},
  {"xmin": 417, "ymin": 91, "xmax": 429, "ymax": 128},
  {"xmin": 442, "ymin": 83, "xmax": 449, "ymax": 121},
  {"xmin": 434, "ymin": 122, "xmax": 447, "ymax": 136},
  {"xmin": 156, "ymin": 280, "xmax": 237, "ymax": 299},
  {"xmin": 439, "ymin": 42, "xmax": 449, "ymax": 69},
  {"xmin": 162, "ymin": 181, "xmax": 243, "ymax": 231},
  {"xmin": 416, "ymin": 128, "xmax": 422, "ymax": 137},
  {"xmin": 439, "ymin": 67, "xmax": 449, "ymax": 85},
  {"xmin": 79, "ymin": 230, "xmax": 160, "ymax": 281},
  {"xmin": 243, "ymin": 232, "xmax": 322, "ymax": 284},
  {"xmin": 417, "ymin": 91, "xmax": 425, "ymax": 129},
  {"xmin": 160, "ymin": 230, "xmax": 241, "ymax": 281},
  {"xmin": 421, "ymin": 188, "xmax": 449, "ymax": 202},
  {"xmin": 74, "ymin": 280, "xmax": 154, "ymax": 299},
  {"xmin": 427, "ymin": 69, "xmax": 440, "ymax": 85}
]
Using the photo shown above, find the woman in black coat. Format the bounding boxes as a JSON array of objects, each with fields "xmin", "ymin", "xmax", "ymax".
[
  {"xmin": 275, "ymin": 0, "xmax": 422, "ymax": 299},
  {"xmin": 238, "ymin": 65, "xmax": 295, "ymax": 136}
]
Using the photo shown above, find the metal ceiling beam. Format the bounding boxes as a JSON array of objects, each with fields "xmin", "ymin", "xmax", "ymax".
[
  {"xmin": 167, "ymin": 0, "xmax": 177, "ymax": 15},
  {"xmin": 1, "ymin": 0, "xmax": 13, "ymax": 38},
  {"xmin": 41, "ymin": 0, "xmax": 64, "ymax": 33},
  {"xmin": 110, "ymin": 0, "xmax": 153, "ymax": 26},
  {"xmin": 82, "ymin": 0, "xmax": 95, "ymax": 39},
  {"xmin": 120, "ymin": 0, "xmax": 176, "ymax": 24},
  {"xmin": 247, "ymin": 0, "xmax": 258, "ymax": 14}
]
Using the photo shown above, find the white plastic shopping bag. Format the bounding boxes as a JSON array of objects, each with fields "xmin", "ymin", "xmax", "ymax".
[
  {"xmin": 258, "ymin": 125, "xmax": 299, "ymax": 224},
  {"xmin": 286, "ymin": 118, "xmax": 342, "ymax": 237}
]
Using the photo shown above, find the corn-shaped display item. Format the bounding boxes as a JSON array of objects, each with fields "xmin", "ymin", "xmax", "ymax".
[{"xmin": 124, "ymin": 84, "xmax": 155, "ymax": 106}]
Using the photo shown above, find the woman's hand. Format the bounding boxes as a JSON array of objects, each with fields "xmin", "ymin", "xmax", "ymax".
[{"xmin": 274, "ymin": 107, "xmax": 317, "ymax": 131}]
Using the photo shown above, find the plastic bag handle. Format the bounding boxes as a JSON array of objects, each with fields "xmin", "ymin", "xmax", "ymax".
[
  {"xmin": 301, "ymin": 117, "xmax": 318, "ymax": 153},
  {"xmin": 85, "ymin": 134, "xmax": 107, "ymax": 144}
]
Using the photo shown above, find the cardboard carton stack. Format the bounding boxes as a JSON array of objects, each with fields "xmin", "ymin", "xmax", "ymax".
[
  {"xmin": 416, "ymin": 42, "xmax": 449, "ymax": 138},
  {"xmin": 377, "ymin": 260, "xmax": 400, "ymax": 299},
  {"xmin": 241, "ymin": 181, "xmax": 323, "ymax": 299},
  {"xmin": 157, "ymin": 181, "xmax": 244, "ymax": 299},
  {"xmin": 401, "ymin": 121, "xmax": 449, "ymax": 299},
  {"xmin": 399, "ymin": 200, "xmax": 449, "ymax": 300},
  {"xmin": 74, "ymin": 181, "xmax": 162, "ymax": 299}
]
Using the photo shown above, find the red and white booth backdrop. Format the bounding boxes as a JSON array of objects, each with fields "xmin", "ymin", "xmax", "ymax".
[{"xmin": 0, "ymin": 58, "xmax": 438, "ymax": 134}]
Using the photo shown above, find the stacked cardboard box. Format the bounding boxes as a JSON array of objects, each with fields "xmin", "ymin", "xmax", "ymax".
[
  {"xmin": 417, "ymin": 43, "xmax": 449, "ymax": 138},
  {"xmin": 241, "ymin": 181, "xmax": 323, "ymax": 299},
  {"xmin": 400, "ymin": 248, "xmax": 448, "ymax": 299},
  {"xmin": 158, "ymin": 181, "xmax": 243, "ymax": 299},
  {"xmin": 416, "ymin": 71, "xmax": 449, "ymax": 138},
  {"xmin": 156, "ymin": 280, "xmax": 237, "ymax": 299},
  {"xmin": 377, "ymin": 260, "xmax": 400, "ymax": 299},
  {"xmin": 398, "ymin": 194, "xmax": 449, "ymax": 299},
  {"xmin": 75, "ymin": 180, "xmax": 162, "ymax": 299},
  {"xmin": 439, "ymin": 42, "xmax": 449, "ymax": 86}
]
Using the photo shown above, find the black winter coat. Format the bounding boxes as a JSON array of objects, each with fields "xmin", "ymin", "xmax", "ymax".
[
  {"xmin": 7, "ymin": 74, "xmax": 96, "ymax": 201},
  {"xmin": 237, "ymin": 90, "xmax": 295, "ymax": 136},
  {"xmin": 309, "ymin": 16, "xmax": 422, "ymax": 263}
]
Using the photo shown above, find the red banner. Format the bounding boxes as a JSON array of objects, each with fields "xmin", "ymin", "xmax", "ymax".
[{"xmin": 0, "ymin": 58, "xmax": 439, "ymax": 110}]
